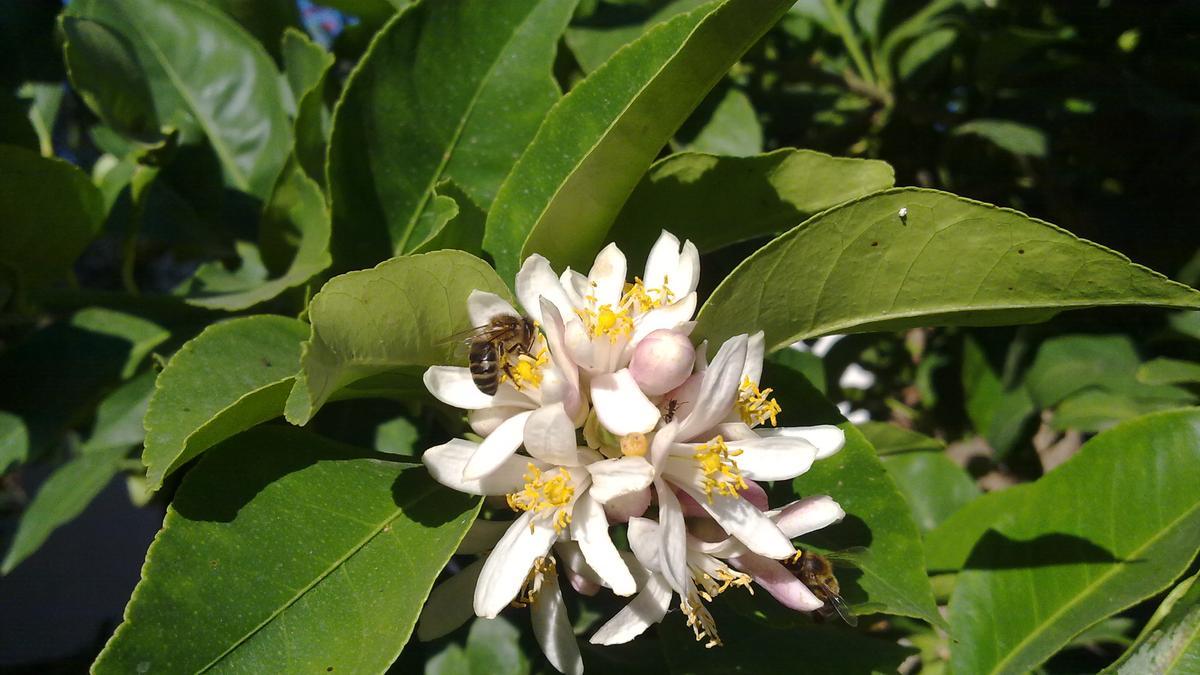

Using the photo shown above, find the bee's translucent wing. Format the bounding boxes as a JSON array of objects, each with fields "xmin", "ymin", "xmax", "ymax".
[{"xmin": 822, "ymin": 585, "xmax": 858, "ymax": 627}]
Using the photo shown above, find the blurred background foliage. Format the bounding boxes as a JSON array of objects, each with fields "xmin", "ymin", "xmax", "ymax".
[{"xmin": 0, "ymin": 0, "xmax": 1198, "ymax": 672}]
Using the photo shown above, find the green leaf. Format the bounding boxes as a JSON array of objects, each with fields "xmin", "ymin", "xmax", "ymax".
[
  {"xmin": 954, "ymin": 119, "xmax": 1049, "ymax": 159},
  {"xmin": 93, "ymin": 426, "xmax": 480, "ymax": 673},
  {"xmin": 17, "ymin": 82, "xmax": 65, "ymax": 157},
  {"xmin": 880, "ymin": 451, "xmax": 980, "ymax": 532},
  {"xmin": 1, "ymin": 371, "xmax": 155, "ymax": 573},
  {"xmin": 961, "ymin": 334, "xmax": 1036, "ymax": 458},
  {"xmin": 1105, "ymin": 572, "xmax": 1200, "ymax": 674},
  {"xmin": 327, "ymin": 0, "xmax": 575, "ymax": 269},
  {"xmin": 1138, "ymin": 358, "xmax": 1200, "ymax": 386},
  {"xmin": 374, "ymin": 416, "xmax": 418, "ymax": 456},
  {"xmin": 686, "ymin": 88, "xmax": 763, "ymax": 157},
  {"xmin": 286, "ymin": 250, "xmax": 510, "ymax": 425},
  {"xmin": 608, "ymin": 148, "xmax": 894, "ymax": 261},
  {"xmin": 411, "ymin": 182, "xmax": 487, "ymax": 256},
  {"xmin": 693, "ymin": 188, "xmax": 1200, "ymax": 352},
  {"xmin": 0, "ymin": 411, "xmax": 29, "ymax": 474},
  {"xmin": 763, "ymin": 365, "xmax": 943, "ymax": 626},
  {"xmin": 426, "ymin": 617, "xmax": 528, "ymax": 675},
  {"xmin": 61, "ymin": 16, "xmax": 160, "ymax": 139},
  {"xmin": 853, "ymin": 421, "xmax": 945, "ymax": 455},
  {"xmin": 947, "ymin": 408, "xmax": 1200, "ymax": 675},
  {"xmin": 564, "ymin": 0, "xmax": 711, "ymax": 74},
  {"xmin": 489, "ymin": 0, "xmax": 795, "ymax": 281},
  {"xmin": 183, "ymin": 164, "xmax": 331, "ymax": 310},
  {"xmin": 1, "ymin": 443, "xmax": 131, "ymax": 574},
  {"xmin": 281, "ymin": 26, "xmax": 332, "ymax": 103},
  {"xmin": 896, "ymin": 26, "xmax": 957, "ymax": 82},
  {"xmin": 1051, "ymin": 389, "xmax": 1190, "ymax": 433},
  {"xmin": 0, "ymin": 145, "xmax": 104, "ymax": 289},
  {"xmin": 201, "ymin": 0, "xmax": 301, "ymax": 63},
  {"xmin": 1024, "ymin": 334, "xmax": 1191, "ymax": 408},
  {"xmin": 69, "ymin": 0, "xmax": 290, "ymax": 197},
  {"xmin": 142, "ymin": 315, "xmax": 307, "ymax": 490},
  {"xmin": 923, "ymin": 485, "xmax": 1031, "ymax": 573}
]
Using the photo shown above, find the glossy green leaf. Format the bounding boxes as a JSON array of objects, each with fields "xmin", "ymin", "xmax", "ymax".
[
  {"xmin": 286, "ymin": 251, "xmax": 511, "ymax": 425},
  {"xmin": 1138, "ymin": 358, "xmax": 1200, "ymax": 386},
  {"xmin": 281, "ymin": 26, "xmax": 331, "ymax": 103},
  {"xmin": 1050, "ymin": 389, "xmax": 1190, "ymax": 433},
  {"xmin": 18, "ymin": 82, "xmax": 64, "ymax": 157},
  {"xmin": 693, "ymin": 188, "xmax": 1200, "ymax": 352},
  {"xmin": 1024, "ymin": 334, "xmax": 1191, "ymax": 408},
  {"xmin": 608, "ymin": 148, "xmax": 894, "ymax": 261},
  {"xmin": 1105, "ymin": 572, "xmax": 1200, "ymax": 674},
  {"xmin": 0, "ymin": 411, "xmax": 29, "ymax": 474},
  {"xmin": 1, "ymin": 443, "xmax": 130, "ymax": 575},
  {"xmin": 411, "ymin": 182, "xmax": 487, "ymax": 256},
  {"xmin": 490, "ymin": 0, "xmax": 795, "ymax": 281},
  {"xmin": 897, "ymin": 26, "xmax": 957, "ymax": 82},
  {"xmin": 961, "ymin": 334, "xmax": 1036, "ymax": 458},
  {"xmin": 184, "ymin": 165, "xmax": 331, "ymax": 310},
  {"xmin": 202, "ymin": 0, "xmax": 301, "ymax": 62},
  {"xmin": 763, "ymin": 364, "xmax": 943, "ymax": 626},
  {"xmin": 142, "ymin": 315, "xmax": 306, "ymax": 489},
  {"xmin": 947, "ymin": 408, "xmax": 1200, "ymax": 675},
  {"xmin": 1, "ymin": 372, "xmax": 155, "ymax": 574},
  {"xmin": 880, "ymin": 451, "xmax": 980, "ymax": 532},
  {"xmin": 0, "ymin": 145, "xmax": 104, "ymax": 289},
  {"xmin": 425, "ymin": 618, "xmax": 528, "ymax": 675},
  {"xmin": 69, "ymin": 0, "xmax": 290, "ymax": 197},
  {"xmin": 564, "ymin": 0, "xmax": 711, "ymax": 73},
  {"xmin": 94, "ymin": 426, "xmax": 480, "ymax": 673},
  {"xmin": 686, "ymin": 88, "xmax": 762, "ymax": 156},
  {"xmin": 954, "ymin": 119, "xmax": 1049, "ymax": 158},
  {"xmin": 858, "ymin": 421, "xmax": 945, "ymax": 455},
  {"xmin": 923, "ymin": 485, "xmax": 1031, "ymax": 573},
  {"xmin": 61, "ymin": 16, "xmax": 160, "ymax": 139},
  {"xmin": 327, "ymin": 0, "xmax": 575, "ymax": 269}
]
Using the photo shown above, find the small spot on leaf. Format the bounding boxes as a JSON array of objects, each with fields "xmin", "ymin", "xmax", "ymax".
[
  {"xmin": 209, "ymin": 560, "xmax": 219, "ymax": 569},
  {"xmin": 1018, "ymin": 249, "xmax": 1025, "ymax": 254},
  {"xmin": 871, "ymin": 241, "xmax": 879, "ymax": 247},
  {"xmin": 261, "ymin": 357, "xmax": 273, "ymax": 367}
]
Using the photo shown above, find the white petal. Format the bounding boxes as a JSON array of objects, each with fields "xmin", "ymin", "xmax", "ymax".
[
  {"xmin": 572, "ymin": 493, "xmax": 637, "ymax": 596},
  {"xmin": 564, "ymin": 320, "xmax": 598, "ymax": 372},
  {"xmin": 417, "ymin": 557, "xmax": 484, "ymax": 641},
  {"xmin": 467, "ymin": 289, "xmax": 519, "ymax": 328},
  {"xmin": 710, "ymin": 422, "xmax": 759, "ymax": 442},
  {"xmin": 474, "ymin": 512, "xmax": 558, "ymax": 618},
  {"xmin": 729, "ymin": 553, "xmax": 824, "ymax": 612},
  {"xmin": 643, "ymin": 230, "xmax": 681, "ymax": 292},
  {"xmin": 649, "ymin": 421, "xmax": 678, "ymax": 472},
  {"xmin": 670, "ymin": 477, "xmax": 795, "ymax": 559},
  {"xmin": 516, "ymin": 254, "xmax": 574, "ymax": 324},
  {"xmin": 457, "ymin": 518, "xmax": 512, "ymax": 554},
  {"xmin": 423, "ymin": 440, "xmax": 537, "ymax": 495},
  {"xmin": 810, "ymin": 334, "xmax": 845, "ymax": 358},
  {"xmin": 670, "ymin": 240, "xmax": 700, "ymax": 298},
  {"xmin": 626, "ymin": 516, "xmax": 662, "ymax": 572},
  {"xmin": 769, "ymin": 495, "xmax": 845, "ymax": 538},
  {"xmin": 555, "ymin": 540, "xmax": 603, "ymax": 595},
  {"xmin": 603, "ymin": 487, "xmax": 652, "ymax": 523},
  {"xmin": 694, "ymin": 339, "xmax": 709, "ymax": 371},
  {"xmin": 530, "ymin": 568, "xmax": 584, "ymax": 675},
  {"xmin": 463, "ymin": 411, "xmax": 533, "ymax": 480},
  {"xmin": 676, "ymin": 335, "xmax": 748, "ymax": 441},
  {"xmin": 656, "ymin": 479, "xmax": 689, "ymax": 595},
  {"xmin": 524, "ymin": 403, "xmax": 581, "ymax": 466},
  {"xmin": 757, "ymin": 425, "xmax": 846, "ymax": 460},
  {"xmin": 468, "ymin": 406, "xmax": 524, "ymax": 437},
  {"xmin": 560, "ymin": 268, "xmax": 589, "ymax": 308},
  {"xmin": 839, "ymin": 363, "xmax": 876, "ymax": 390},
  {"xmin": 539, "ymin": 299, "xmax": 582, "ymax": 417},
  {"xmin": 742, "ymin": 331, "xmax": 765, "ymax": 384},
  {"xmin": 424, "ymin": 366, "xmax": 493, "ymax": 410},
  {"xmin": 630, "ymin": 293, "xmax": 697, "ymax": 345},
  {"xmin": 589, "ymin": 573, "xmax": 672, "ymax": 645},
  {"xmin": 725, "ymin": 436, "xmax": 818, "ymax": 481},
  {"xmin": 591, "ymin": 369, "xmax": 661, "ymax": 435},
  {"xmin": 588, "ymin": 242, "xmax": 627, "ymax": 308},
  {"xmin": 586, "ymin": 456, "xmax": 655, "ymax": 503}
]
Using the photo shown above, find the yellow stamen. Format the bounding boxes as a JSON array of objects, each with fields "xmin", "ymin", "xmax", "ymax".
[
  {"xmin": 682, "ymin": 590, "xmax": 722, "ymax": 648},
  {"xmin": 693, "ymin": 565, "xmax": 754, "ymax": 602},
  {"xmin": 736, "ymin": 375, "xmax": 782, "ymax": 427},
  {"xmin": 693, "ymin": 436, "xmax": 748, "ymax": 502},
  {"xmin": 512, "ymin": 556, "xmax": 557, "ymax": 607},
  {"xmin": 622, "ymin": 276, "xmax": 674, "ymax": 311},
  {"xmin": 506, "ymin": 464, "xmax": 574, "ymax": 532},
  {"xmin": 501, "ymin": 346, "xmax": 549, "ymax": 391},
  {"xmin": 577, "ymin": 301, "xmax": 634, "ymax": 343}
]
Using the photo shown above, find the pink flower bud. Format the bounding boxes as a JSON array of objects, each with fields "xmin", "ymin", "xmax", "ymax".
[{"xmin": 629, "ymin": 329, "xmax": 694, "ymax": 395}]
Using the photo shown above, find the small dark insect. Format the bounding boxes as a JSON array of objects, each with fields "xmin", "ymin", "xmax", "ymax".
[
  {"xmin": 662, "ymin": 398, "xmax": 681, "ymax": 423},
  {"xmin": 786, "ymin": 549, "xmax": 858, "ymax": 627},
  {"xmin": 445, "ymin": 314, "xmax": 537, "ymax": 395}
]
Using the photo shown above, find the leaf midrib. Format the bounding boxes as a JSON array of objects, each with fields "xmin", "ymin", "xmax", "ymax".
[
  {"xmin": 985, "ymin": 498, "xmax": 1200, "ymax": 675},
  {"xmin": 114, "ymin": 2, "xmax": 251, "ymax": 191},
  {"xmin": 196, "ymin": 481, "xmax": 441, "ymax": 672},
  {"xmin": 395, "ymin": 2, "xmax": 549, "ymax": 252}
]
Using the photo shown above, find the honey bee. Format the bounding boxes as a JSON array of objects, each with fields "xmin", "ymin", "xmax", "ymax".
[
  {"xmin": 455, "ymin": 314, "xmax": 537, "ymax": 395},
  {"xmin": 787, "ymin": 549, "xmax": 858, "ymax": 627}
]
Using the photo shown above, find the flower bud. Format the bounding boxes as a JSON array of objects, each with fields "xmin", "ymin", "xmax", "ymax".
[{"xmin": 629, "ymin": 329, "xmax": 694, "ymax": 395}]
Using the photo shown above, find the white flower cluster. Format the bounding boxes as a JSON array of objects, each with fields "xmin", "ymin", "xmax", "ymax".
[{"xmin": 418, "ymin": 232, "xmax": 847, "ymax": 674}]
